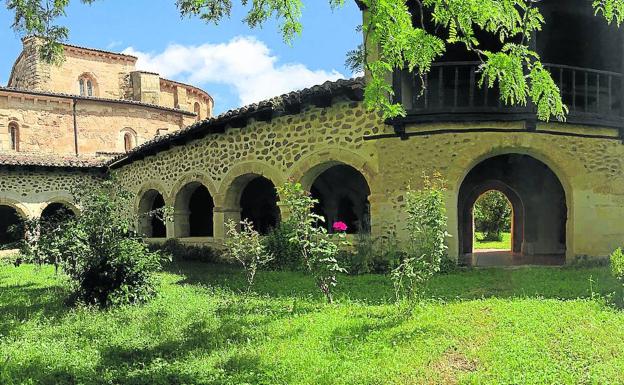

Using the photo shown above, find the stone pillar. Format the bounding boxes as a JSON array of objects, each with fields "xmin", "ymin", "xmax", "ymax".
[
  {"xmin": 173, "ymin": 210, "xmax": 190, "ymax": 238},
  {"xmin": 165, "ymin": 218, "xmax": 176, "ymax": 239},
  {"xmin": 213, "ymin": 207, "xmax": 241, "ymax": 240},
  {"xmin": 277, "ymin": 202, "xmax": 292, "ymax": 222}
]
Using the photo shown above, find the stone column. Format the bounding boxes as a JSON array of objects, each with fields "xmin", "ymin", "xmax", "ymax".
[
  {"xmin": 173, "ymin": 210, "xmax": 190, "ymax": 238},
  {"xmin": 213, "ymin": 207, "xmax": 241, "ymax": 240}
]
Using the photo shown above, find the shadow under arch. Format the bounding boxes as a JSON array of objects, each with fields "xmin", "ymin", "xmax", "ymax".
[
  {"xmin": 137, "ymin": 189, "xmax": 167, "ymax": 238},
  {"xmin": 41, "ymin": 198, "xmax": 79, "ymax": 217},
  {"xmin": 459, "ymin": 180, "xmax": 524, "ymax": 255},
  {"xmin": 219, "ymin": 162, "xmax": 284, "ymax": 235},
  {"xmin": 457, "ymin": 152, "xmax": 568, "ymax": 265},
  {"xmin": 0, "ymin": 198, "xmax": 28, "ymax": 246}
]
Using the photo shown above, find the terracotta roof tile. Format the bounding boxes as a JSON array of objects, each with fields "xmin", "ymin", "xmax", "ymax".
[
  {"xmin": 0, "ymin": 152, "xmax": 109, "ymax": 169},
  {"xmin": 109, "ymin": 77, "xmax": 366, "ymax": 168}
]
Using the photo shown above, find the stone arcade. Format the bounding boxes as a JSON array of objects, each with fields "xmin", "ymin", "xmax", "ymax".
[{"xmin": 1, "ymin": 1, "xmax": 624, "ymax": 265}]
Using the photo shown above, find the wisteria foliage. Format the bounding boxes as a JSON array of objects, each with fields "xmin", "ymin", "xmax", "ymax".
[{"xmin": 5, "ymin": 0, "xmax": 624, "ymax": 121}]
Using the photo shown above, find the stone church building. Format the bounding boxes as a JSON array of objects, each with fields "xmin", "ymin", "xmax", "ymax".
[{"xmin": 1, "ymin": 1, "xmax": 624, "ymax": 266}]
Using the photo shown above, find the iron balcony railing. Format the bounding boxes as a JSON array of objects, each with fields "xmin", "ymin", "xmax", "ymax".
[{"xmin": 397, "ymin": 61, "xmax": 624, "ymax": 127}]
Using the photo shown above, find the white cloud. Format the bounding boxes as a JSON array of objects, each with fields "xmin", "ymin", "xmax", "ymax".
[
  {"xmin": 106, "ymin": 40, "xmax": 123, "ymax": 50},
  {"xmin": 123, "ymin": 36, "xmax": 345, "ymax": 108}
]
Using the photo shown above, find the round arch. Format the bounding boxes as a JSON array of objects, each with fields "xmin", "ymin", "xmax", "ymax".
[
  {"xmin": 288, "ymin": 148, "xmax": 378, "ymax": 191},
  {"xmin": 454, "ymin": 146, "xmax": 573, "ymax": 258},
  {"xmin": 218, "ymin": 162, "xmax": 285, "ymax": 208},
  {"xmin": 135, "ymin": 181, "xmax": 171, "ymax": 214},
  {"xmin": 137, "ymin": 189, "xmax": 167, "ymax": 238},
  {"xmin": 172, "ymin": 176, "xmax": 216, "ymax": 238},
  {"xmin": 459, "ymin": 180, "xmax": 524, "ymax": 256},
  {"xmin": 0, "ymin": 197, "xmax": 30, "ymax": 219},
  {"xmin": 41, "ymin": 198, "xmax": 79, "ymax": 217},
  {"xmin": 40, "ymin": 202, "xmax": 77, "ymax": 226},
  {"xmin": 0, "ymin": 200, "xmax": 27, "ymax": 246},
  {"xmin": 457, "ymin": 153, "xmax": 568, "ymax": 265}
]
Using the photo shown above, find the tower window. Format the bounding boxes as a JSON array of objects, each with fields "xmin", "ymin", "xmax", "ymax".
[
  {"xmin": 124, "ymin": 133, "xmax": 133, "ymax": 152},
  {"xmin": 78, "ymin": 75, "xmax": 97, "ymax": 97},
  {"xmin": 194, "ymin": 102, "xmax": 201, "ymax": 121}
]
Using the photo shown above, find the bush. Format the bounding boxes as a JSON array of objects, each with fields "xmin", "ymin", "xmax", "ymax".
[
  {"xmin": 474, "ymin": 190, "xmax": 512, "ymax": 242},
  {"xmin": 36, "ymin": 180, "xmax": 165, "ymax": 308},
  {"xmin": 610, "ymin": 248, "xmax": 624, "ymax": 282},
  {"xmin": 225, "ymin": 219, "xmax": 274, "ymax": 290},
  {"xmin": 392, "ymin": 172, "xmax": 450, "ymax": 301},
  {"xmin": 157, "ymin": 238, "xmax": 221, "ymax": 264},
  {"xmin": 264, "ymin": 222, "xmax": 303, "ymax": 271}
]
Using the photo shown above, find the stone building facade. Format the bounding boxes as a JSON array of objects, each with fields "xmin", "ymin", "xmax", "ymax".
[
  {"xmin": 2, "ymin": 37, "xmax": 213, "ymax": 155},
  {"xmin": 1, "ymin": 2, "xmax": 624, "ymax": 266}
]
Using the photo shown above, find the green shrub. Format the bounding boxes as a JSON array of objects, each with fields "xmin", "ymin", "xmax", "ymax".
[
  {"xmin": 392, "ymin": 172, "xmax": 450, "ymax": 301},
  {"xmin": 225, "ymin": 219, "xmax": 274, "ymax": 290},
  {"xmin": 157, "ymin": 238, "xmax": 221, "ymax": 263},
  {"xmin": 610, "ymin": 248, "xmax": 624, "ymax": 282},
  {"xmin": 37, "ymin": 180, "xmax": 166, "ymax": 308},
  {"xmin": 264, "ymin": 222, "xmax": 303, "ymax": 271}
]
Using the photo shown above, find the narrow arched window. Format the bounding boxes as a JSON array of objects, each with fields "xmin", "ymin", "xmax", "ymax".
[
  {"xmin": 87, "ymin": 80, "xmax": 93, "ymax": 97},
  {"xmin": 194, "ymin": 102, "xmax": 201, "ymax": 121},
  {"xmin": 79, "ymin": 79, "xmax": 85, "ymax": 96},
  {"xmin": 8, "ymin": 123, "xmax": 19, "ymax": 151},
  {"xmin": 124, "ymin": 132, "xmax": 133, "ymax": 153}
]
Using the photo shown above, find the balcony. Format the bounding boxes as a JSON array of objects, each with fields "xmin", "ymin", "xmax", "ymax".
[{"xmin": 392, "ymin": 61, "xmax": 624, "ymax": 131}]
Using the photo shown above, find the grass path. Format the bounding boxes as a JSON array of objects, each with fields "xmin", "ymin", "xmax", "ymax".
[
  {"xmin": 1, "ymin": 262, "xmax": 624, "ymax": 384},
  {"xmin": 475, "ymin": 232, "xmax": 512, "ymax": 250}
]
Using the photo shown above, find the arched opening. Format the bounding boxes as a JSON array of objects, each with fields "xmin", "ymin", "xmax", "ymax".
[
  {"xmin": 8, "ymin": 122, "xmax": 19, "ymax": 151},
  {"xmin": 309, "ymin": 164, "xmax": 371, "ymax": 234},
  {"xmin": 458, "ymin": 154, "xmax": 567, "ymax": 266},
  {"xmin": 122, "ymin": 129, "xmax": 137, "ymax": 153},
  {"xmin": 138, "ymin": 190, "xmax": 167, "ymax": 238},
  {"xmin": 174, "ymin": 182, "xmax": 214, "ymax": 237},
  {"xmin": 41, "ymin": 203, "xmax": 76, "ymax": 228},
  {"xmin": 472, "ymin": 190, "xmax": 514, "ymax": 252},
  {"xmin": 239, "ymin": 176, "xmax": 279, "ymax": 235},
  {"xmin": 194, "ymin": 102, "xmax": 201, "ymax": 121},
  {"xmin": 0, "ymin": 205, "xmax": 25, "ymax": 247}
]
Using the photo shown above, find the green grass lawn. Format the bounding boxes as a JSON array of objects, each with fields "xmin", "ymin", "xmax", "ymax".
[
  {"xmin": 2, "ymin": 262, "xmax": 624, "ymax": 384},
  {"xmin": 475, "ymin": 232, "xmax": 512, "ymax": 250}
]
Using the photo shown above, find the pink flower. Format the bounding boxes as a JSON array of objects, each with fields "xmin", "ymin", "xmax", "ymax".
[{"xmin": 332, "ymin": 221, "xmax": 348, "ymax": 232}]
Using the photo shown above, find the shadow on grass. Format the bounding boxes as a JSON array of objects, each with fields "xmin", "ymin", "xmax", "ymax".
[
  {"xmin": 166, "ymin": 261, "xmax": 622, "ymax": 305},
  {"xmin": 0, "ymin": 281, "xmax": 69, "ymax": 338}
]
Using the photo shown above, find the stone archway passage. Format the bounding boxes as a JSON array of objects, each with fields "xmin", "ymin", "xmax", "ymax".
[
  {"xmin": 0, "ymin": 205, "xmax": 25, "ymax": 246},
  {"xmin": 458, "ymin": 154, "xmax": 567, "ymax": 266},
  {"xmin": 309, "ymin": 164, "xmax": 371, "ymax": 234},
  {"xmin": 240, "ymin": 176, "xmax": 279, "ymax": 235},
  {"xmin": 174, "ymin": 183, "xmax": 214, "ymax": 238}
]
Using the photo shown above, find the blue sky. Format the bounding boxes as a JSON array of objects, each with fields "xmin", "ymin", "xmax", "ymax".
[{"xmin": 0, "ymin": 0, "xmax": 362, "ymax": 113}]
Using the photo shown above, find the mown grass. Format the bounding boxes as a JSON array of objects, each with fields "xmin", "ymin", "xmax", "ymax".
[
  {"xmin": 1, "ymin": 262, "xmax": 624, "ymax": 384},
  {"xmin": 475, "ymin": 232, "xmax": 512, "ymax": 250}
]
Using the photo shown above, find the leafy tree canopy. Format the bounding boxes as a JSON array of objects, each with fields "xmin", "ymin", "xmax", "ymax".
[{"xmin": 5, "ymin": 0, "xmax": 624, "ymax": 120}]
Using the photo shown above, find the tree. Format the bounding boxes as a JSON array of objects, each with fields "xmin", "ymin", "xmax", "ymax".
[
  {"xmin": 473, "ymin": 190, "xmax": 512, "ymax": 242},
  {"xmin": 6, "ymin": 0, "xmax": 624, "ymax": 120}
]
